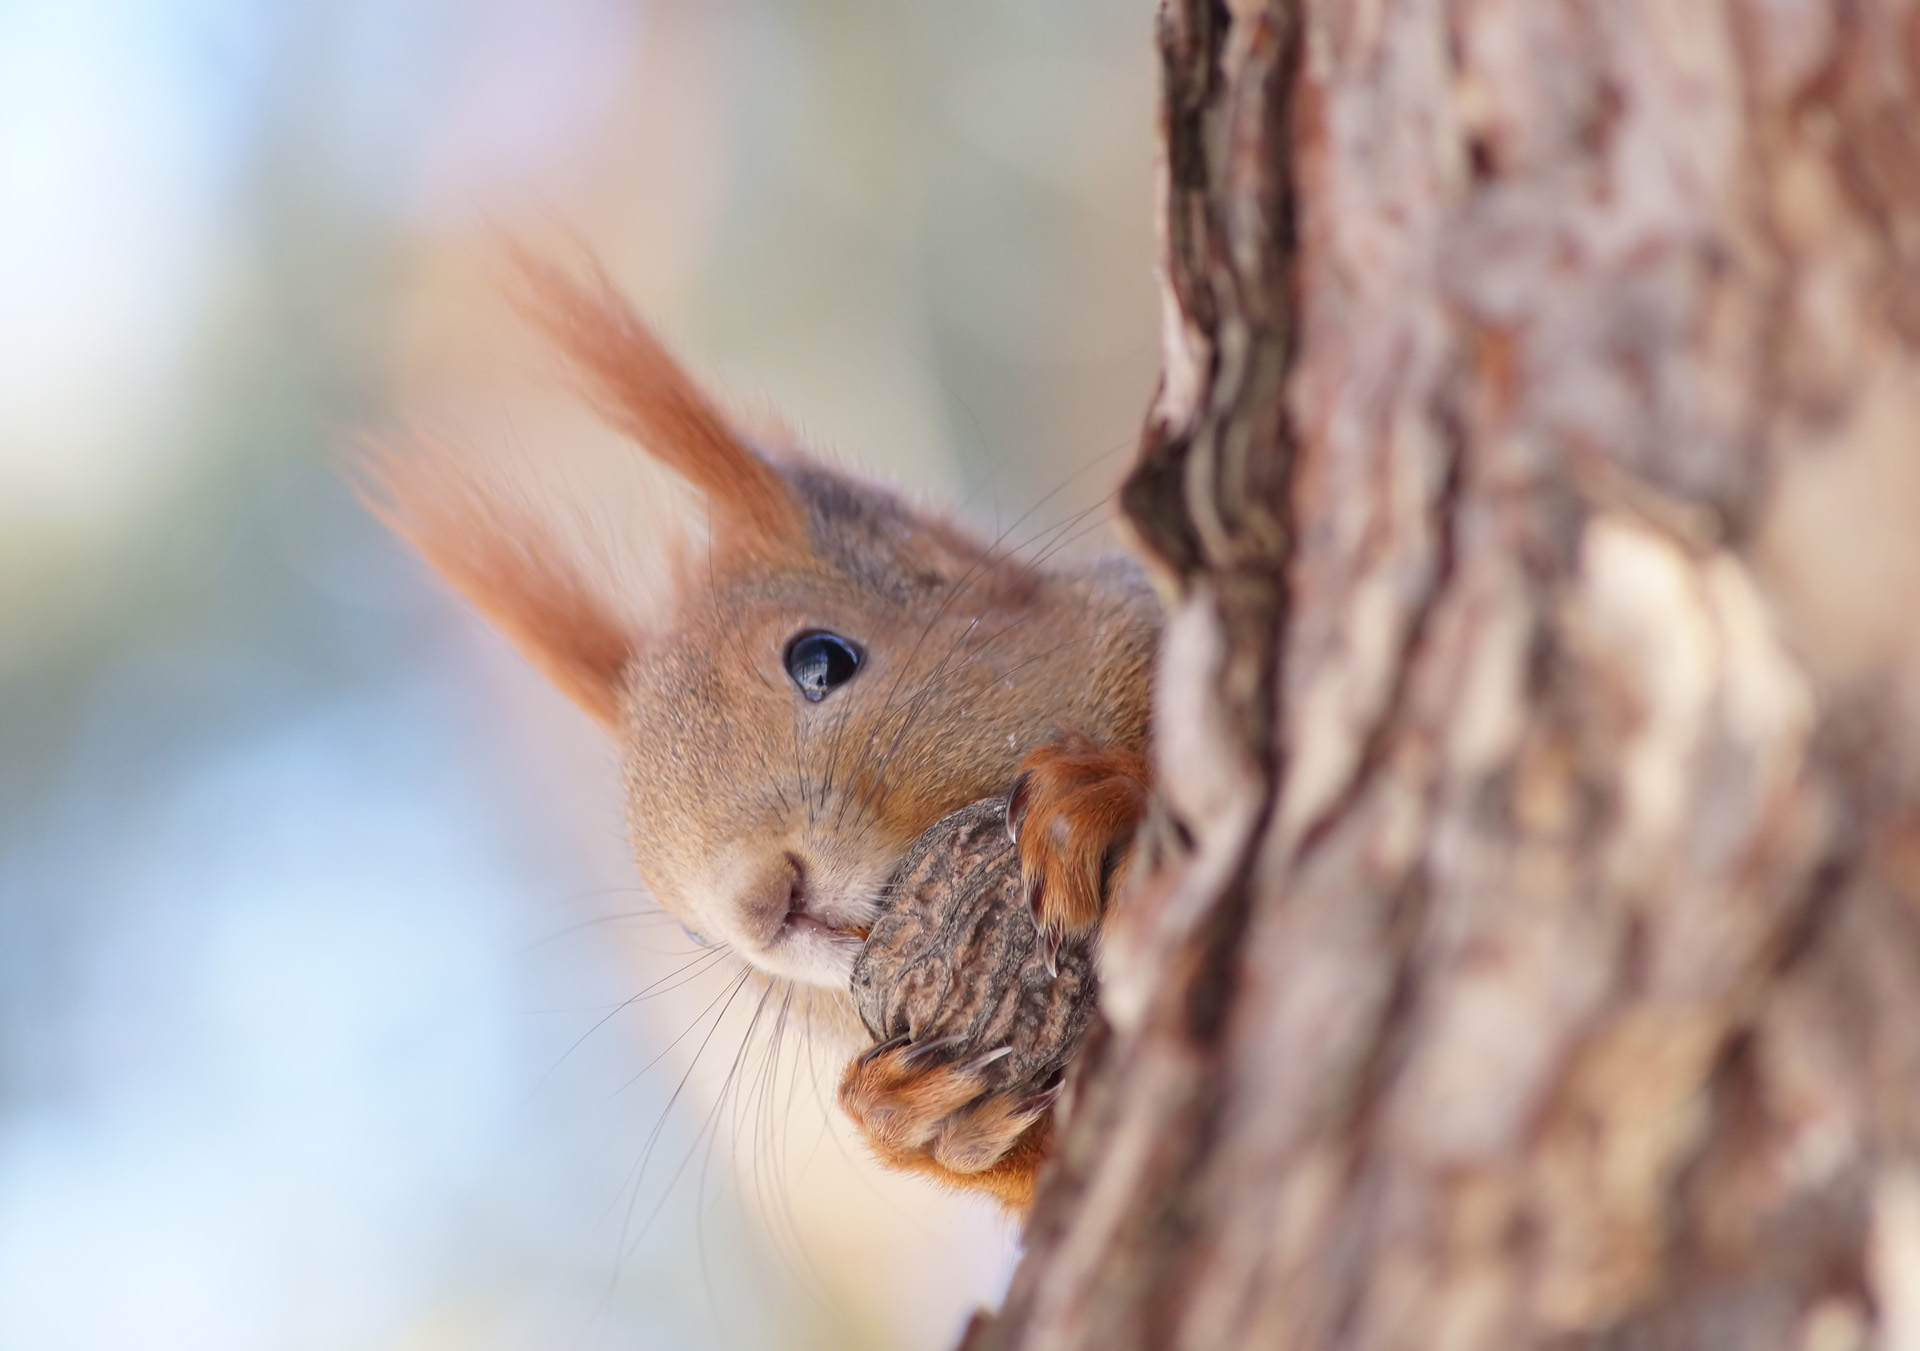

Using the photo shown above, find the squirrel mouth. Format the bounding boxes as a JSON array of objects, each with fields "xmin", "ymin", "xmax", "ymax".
[
  {"xmin": 783, "ymin": 911, "xmax": 869, "ymax": 945},
  {"xmin": 776, "ymin": 854, "xmax": 872, "ymax": 946}
]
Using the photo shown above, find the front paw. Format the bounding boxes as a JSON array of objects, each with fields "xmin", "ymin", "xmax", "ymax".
[
  {"xmin": 845, "ymin": 798, "xmax": 1101, "ymax": 1210},
  {"xmin": 838, "ymin": 1035, "xmax": 1060, "ymax": 1188},
  {"xmin": 1006, "ymin": 732, "xmax": 1149, "ymax": 958}
]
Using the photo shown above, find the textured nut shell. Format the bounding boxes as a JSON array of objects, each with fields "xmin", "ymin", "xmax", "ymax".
[{"xmin": 851, "ymin": 799, "xmax": 1097, "ymax": 1093}]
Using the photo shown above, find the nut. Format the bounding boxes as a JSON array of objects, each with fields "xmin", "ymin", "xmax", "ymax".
[{"xmin": 851, "ymin": 799, "xmax": 1097, "ymax": 1094}]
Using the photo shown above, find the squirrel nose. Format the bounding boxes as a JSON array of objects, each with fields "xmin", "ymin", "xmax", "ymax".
[
  {"xmin": 740, "ymin": 852, "xmax": 810, "ymax": 946},
  {"xmin": 781, "ymin": 853, "xmax": 811, "ymax": 918}
]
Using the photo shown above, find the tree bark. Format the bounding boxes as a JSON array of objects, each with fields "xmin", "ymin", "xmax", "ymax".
[{"xmin": 971, "ymin": 0, "xmax": 1920, "ymax": 1346}]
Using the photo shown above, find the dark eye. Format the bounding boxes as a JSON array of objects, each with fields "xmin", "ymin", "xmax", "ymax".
[{"xmin": 784, "ymin": 631, "xmax": 863, "ymax": 702}]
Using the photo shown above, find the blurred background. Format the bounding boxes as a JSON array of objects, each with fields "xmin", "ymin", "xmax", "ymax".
[{"xmin": 0, "ymin": 1, "xmax": 1158, "ymax": 1348}]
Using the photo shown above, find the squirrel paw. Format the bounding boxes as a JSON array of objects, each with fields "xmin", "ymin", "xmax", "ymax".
[
  {"xmin": 1005, "ymin": 731, "xmax": 1149, "ymax": 965},
  {"xmin": 838, "ymin": 1035, "xmax": 1059, "ymax": 1210}
]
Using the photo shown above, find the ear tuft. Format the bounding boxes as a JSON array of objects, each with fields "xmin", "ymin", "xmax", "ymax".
[
  {"xmin": 510, "ymin": 251, "xmax": 806, "ymax": 554},
  {"xmin": 359, "ymin": 435, "xmax": 641, "ymax": 727}
]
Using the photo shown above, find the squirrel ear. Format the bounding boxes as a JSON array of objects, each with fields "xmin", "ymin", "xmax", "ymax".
[
  {"xmin": 360, "ymin": 437, "xmax": 638, "ymax": 728},
  {"xmin": 512, "ymin": 253, "xmax": 807, "ymax": 556}
]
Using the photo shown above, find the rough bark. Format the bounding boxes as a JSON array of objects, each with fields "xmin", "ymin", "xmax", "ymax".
[{"xmin": 970, "ymin": 0, "xmax": 1920, "ymax": 1347}]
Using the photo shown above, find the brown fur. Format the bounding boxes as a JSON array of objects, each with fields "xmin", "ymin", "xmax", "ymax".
[
  {"xmin": 1008, "ymin": 734, "xmax": 1151, "ymax": 946},
  {"xmin": 369, "ymin": 258, "xmax": 1160, "ymax": 1210},
  {"xmin": 511, "ymin": 251, "xmax": 805, "ymax": 554},
  {"xmin": 362, "ymin": 436, "xmax": 639, "ymax": 727},
  {"xmin": 839, "ymin": 1044, "xmax": 1054, "ymax": 1211}
]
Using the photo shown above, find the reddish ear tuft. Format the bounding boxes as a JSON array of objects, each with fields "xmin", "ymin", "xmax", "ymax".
[
  {"xmin": 511, "ymin": 253, "xmax": 806, "ymax": 554},
  {"xmin": 359, "ymin": 438, "xmax": 637, "ymax": 727}
]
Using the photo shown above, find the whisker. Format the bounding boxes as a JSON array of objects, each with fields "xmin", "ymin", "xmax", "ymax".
[
  {"xmin": 610, "ymin": 966, "xmax": 756, "ymax": 1255},
  {"xmin": 618, "ymin": 967, "xmax": 762, "ymax": 1259},
  {"xmin": 519, "ymin": 907, "xmax": 687, "ymax": 955},
  {"xmin": 522, "ymin": 946, "xmax": 735, "ymax": 1110},
  {"xmin": 608, "ymin": 958, "xmax": 753, "ymax": 1099},
  {"xmin": 691, "ymin": 977, "xmax": 780, "ymax": 1330}
]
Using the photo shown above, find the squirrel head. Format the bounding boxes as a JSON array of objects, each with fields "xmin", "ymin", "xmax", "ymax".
[{"xmin": 369, "ymin": 260, "xmax": 1154, "ymax": 989}]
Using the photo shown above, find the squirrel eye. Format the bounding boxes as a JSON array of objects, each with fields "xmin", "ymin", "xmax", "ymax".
[{"xmin": 784, "ymin": 631, "xmax": 863, "ymax": 702}]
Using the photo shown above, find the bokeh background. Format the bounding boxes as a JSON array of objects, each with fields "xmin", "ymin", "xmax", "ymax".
[{"xmin": 0, "ymin": 1, "xmax": 1159, "ymax": 1348}]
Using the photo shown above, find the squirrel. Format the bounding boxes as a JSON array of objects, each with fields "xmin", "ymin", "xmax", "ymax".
[{"xmin": 369, "ymin": 258, "xmax": 1159, "ymax": 1212}]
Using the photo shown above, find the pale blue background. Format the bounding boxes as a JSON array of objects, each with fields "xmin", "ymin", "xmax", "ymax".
[{"xmin": 0, "ymin": 2, "xmax": 1157, "ymax": 1345}]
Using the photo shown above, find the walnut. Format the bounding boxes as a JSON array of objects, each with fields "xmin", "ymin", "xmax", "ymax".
[{"xmin": 851, "ymin": 799, "xmax": 1098, "ymax": 1095}]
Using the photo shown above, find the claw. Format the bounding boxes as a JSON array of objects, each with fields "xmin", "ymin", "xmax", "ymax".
[
  {"xmin": 901, "ymin": 1034, "xmax": 969, "ymax": 1069},
  {"xmin": 860, "ymin": 1032, "xmax": 911, "ymax": 1067},
  {"xmin": 1005, "ymin": 770, "xmax": 1033, "ymax": 845},
  {"xmin": 1024, "ymin": 870, "xmax": 1047, "ymax": 922},
  {"xmin": 959, "ymin": 1044, "xmax": 1015, "ymax": 1077},
  {"xmin": 1014, "ymin": 1084, "xmax": 1064, "ymax": 1119},
  {"xmin": 1037, "ymin": 924, "xmax": 1061, "ymax": 979},
  {"xmin": 1014, "ymin": 1069, "xmax": 1066, "ymax": 1118}
]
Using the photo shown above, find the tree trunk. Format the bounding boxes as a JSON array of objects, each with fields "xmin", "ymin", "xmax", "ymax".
[{"xmin": 971, "ymin": 0, "xmax": 1920, "ymax": 1346}]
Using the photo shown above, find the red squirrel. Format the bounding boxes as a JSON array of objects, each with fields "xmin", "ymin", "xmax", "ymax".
[{"xmin": 370, "ymin": 259, "xmax": 1157, "ymax": 1211}]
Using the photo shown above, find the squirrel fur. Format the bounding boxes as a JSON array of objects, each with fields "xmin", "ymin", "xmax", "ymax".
[{"xmin": 369, "ymin": 258, "xmax": 1158, "ymax": 1211}]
